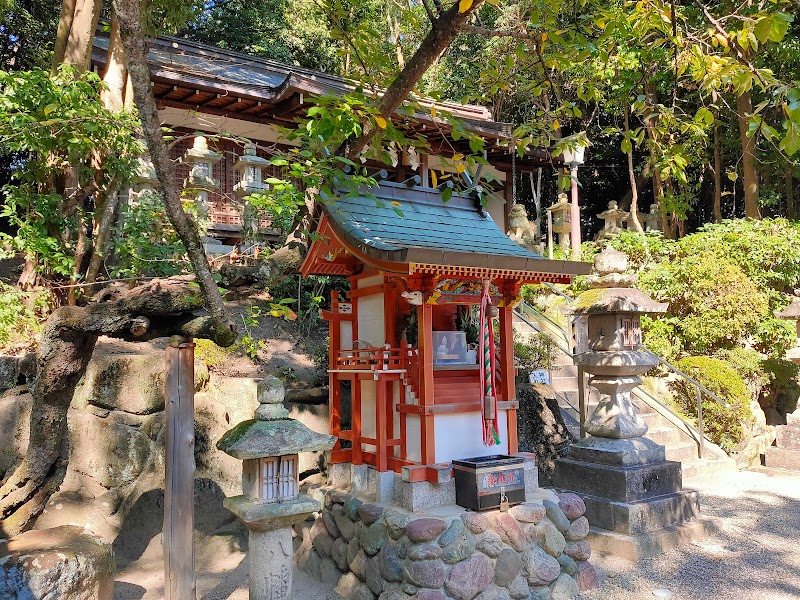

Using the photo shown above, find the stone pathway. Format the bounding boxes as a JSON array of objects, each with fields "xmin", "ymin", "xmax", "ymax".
[{"xmin": 581, "ymin": 468, "xmax": 800, "ymax": 600}]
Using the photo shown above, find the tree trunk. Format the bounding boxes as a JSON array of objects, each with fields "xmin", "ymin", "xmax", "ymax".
[
  {"xmin": 624, "ymin": 104, "xmax": 643, "ymax": 232},
  {"xmin": 529, "ymin": 169, "xmax": 542, "ymax": 241},
  {"xmin": 113, "ymin": 0, "xmax": 235, "ymax": 347},
  {"xmin": 713, "ymin": 116, "xmax": 722, "ymax": 223},
  {"xmin": 100, "ymin": 11, "xmax": 128, "ymax": 111},
  {"xmin": 342, "ymin": 0, "xmax": 485, "ymax": 160},
  {"xmin": 0, "ymin": 278, "xmax": 233, "ymax": 536},
  {"xmin": 85, "ymin": 176, "xmax": 123, "ymax": 285},
  {"xmin": 64, "ymin": 0, "xmax": 102, "ymax": 71},
  {"xmin": 786, "ymin": 162, "xmax": 795, "ymax": 219},
  {"xmin": 386, "ymin": 0, "xmax": 405, "ymax": 69},
  {"xmin": 52, "ymin": 0, "xmax": 77, "ymax": 72},
  {"xmin": 643, "ymin": 78, "xmax": 670, "ymax": 237},
  {"xmin": 736, "ymin": 89, "xmax": 760, "ymax": 218}
]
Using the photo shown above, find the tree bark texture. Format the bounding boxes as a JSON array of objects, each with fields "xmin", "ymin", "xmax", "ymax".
[
  {"xmin": 0, "ymin": 277, "xmax": 235, "ymax": 536},
  {"xmin": 100, "ymin": 12, "xmax": 128, "ymax": 111},
  {"xmin": 53, "ymin": 0, "xmax": 102, "ymax": 72},
  {"xmin": 736, "ymin": 89, "xmax": 760, "ymax": 219},
  {"xmin": 113, "ymin": 0, "xmax": 236, "ymax": 347}
]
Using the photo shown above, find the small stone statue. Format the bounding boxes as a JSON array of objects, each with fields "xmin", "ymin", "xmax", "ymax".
[{"xmin": 507, "ymin": 203, "xmax": 539, "ymax": 251}]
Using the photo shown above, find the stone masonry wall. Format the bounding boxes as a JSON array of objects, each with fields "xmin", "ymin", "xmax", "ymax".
[{"xmin": 294, "ymin": 491, "xmax": 598, "ymax": 600}]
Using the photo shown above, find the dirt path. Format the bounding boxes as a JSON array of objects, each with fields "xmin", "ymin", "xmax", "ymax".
[{"xmin": 582, "ymin": 468, "xmax": 800, "ymax": 600}]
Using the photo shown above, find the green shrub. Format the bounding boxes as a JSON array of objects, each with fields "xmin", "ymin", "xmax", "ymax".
[
  {"xmin": 0, "ymin": 284, "xmax": 50, "ymax": 352},
  {"xmin": 639, "ymin": 252, "xmax": 768, "ymax": 353},
  {"xmin": 514, "ymin": 332, "xmax": 557, "ymax": 372},
  {"xmin": 671, "ymin": 356, "xmax": 752, "ymax": 452}
]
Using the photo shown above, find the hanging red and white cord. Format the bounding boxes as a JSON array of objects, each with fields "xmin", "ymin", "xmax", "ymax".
[{"xmin": 479, "ymin": 280, "xmax": 500, "ymax": 446}]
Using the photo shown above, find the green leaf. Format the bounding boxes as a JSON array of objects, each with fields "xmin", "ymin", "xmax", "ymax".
[
  {"xmin": 442, "ymin": 187, "xmax": 453, "ymax": 203},
  {"xmin": 779, "ymin": 124, "xmax": 800, "ymax": 156},
  {"xmin": 754, "ymin": 17, "xmax": 772, "ymax": 44}
]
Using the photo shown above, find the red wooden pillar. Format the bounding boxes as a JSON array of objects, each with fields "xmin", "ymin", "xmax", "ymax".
[
  {"xmin": 417, "ymin": 300, "xmax": 436, "ymax": 465},
  {"xmin": 499, "ymin": 304, "xmax": 518, "ymax": 454}
]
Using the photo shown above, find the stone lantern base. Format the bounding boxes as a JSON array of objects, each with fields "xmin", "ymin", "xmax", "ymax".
[
  {"xmin": 554, "ymin": 436, "xmax": 715, "ymax": 560},
  {"xmin": 764, "ymin": 409, "xmax": 800, "ymax": 471}
]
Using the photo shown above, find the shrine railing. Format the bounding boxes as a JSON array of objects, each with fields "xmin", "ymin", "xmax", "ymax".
[{"xmin": 332, "ymin": 345, "xmax": 406, "ymax": 372}]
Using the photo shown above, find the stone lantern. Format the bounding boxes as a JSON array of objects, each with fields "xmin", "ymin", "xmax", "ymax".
[
  {"xmin": 777, "ymin": 300, "xmax": 800, "ymax": 364},
  {"xmin": 218, "ymin": 376, "xmax": 336, "ymax": 600},
  {"xmin": 233, "ymin": 142, "xmax": 271, "ymax": 197},
  {"xmin": 183, "ymin": 135, "xmax": 222, "ymax": 214},
  {"xmin": 642, "ymin": 203, "xmax": 662, "ymax": 232},
  {"xmin": 546, "ymin": 192, "xmax": 572, "ymax": 258},
  {"xmin": 129, "ymin": 155, "xmax": 159, "ymax": 201},
  {"xmin": 554, "ymin": 247, "xmax": 708, "ymax": 557},
  {"xmin": 596, "ymin": 201, "xmax": 629, "ymax": 239}
]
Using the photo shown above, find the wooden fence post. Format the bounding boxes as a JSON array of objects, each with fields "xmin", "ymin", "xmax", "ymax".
[{"xmin": 164, "ymin": 336, "xmax": 196, "ymax": 600}]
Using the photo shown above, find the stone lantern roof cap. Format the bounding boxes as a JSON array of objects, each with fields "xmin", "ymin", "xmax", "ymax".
[
  {"xmin": 216, "ymin": 375, "xmax": 336, "ymax": 459},
  {"xmin": 777, "ymin": 300, "xmax": 800, "ymax": 320},
  {"xmin": 565, "ymin": 287, "xmax": 668, "ymax": 316},
  {"xmin": 216, "ymin": 418, "xmax": 336, "ymax": 460}
]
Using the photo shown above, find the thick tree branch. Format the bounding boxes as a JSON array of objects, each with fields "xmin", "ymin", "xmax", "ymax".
[
  {"xmin": 0, "ymin": 277, "xmax": 235, "ymax": 535},
  {"xmin": 341, "ymin": 0, "xmax": 485, "ymax": 160},
  {"xmin": 113, "ymin": 0, "xmax": 236, "ymax": 346}
]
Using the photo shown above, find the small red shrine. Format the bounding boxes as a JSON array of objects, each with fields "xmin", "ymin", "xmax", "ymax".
[{"xmin": 301, "ymin": 181, "xmax": 590, "ymax": 485}]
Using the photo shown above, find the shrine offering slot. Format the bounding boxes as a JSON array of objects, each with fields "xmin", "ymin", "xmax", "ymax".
[{"xmin": 452, "ymin": 455, "xmax": 525, "ymax": 511}]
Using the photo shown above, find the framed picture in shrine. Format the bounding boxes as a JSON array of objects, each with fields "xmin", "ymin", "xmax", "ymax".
[{"xmin": 433, "ymin": 331, "xmax": 468, "ymax": 365}]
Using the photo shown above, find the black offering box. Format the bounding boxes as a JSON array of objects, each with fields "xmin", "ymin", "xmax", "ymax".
[{"xmin": 453, "ymin": 455, "xmax": 525, "ymax": 511}]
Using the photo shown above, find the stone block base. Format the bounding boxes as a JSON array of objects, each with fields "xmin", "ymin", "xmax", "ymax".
[
  {"xmin": 764, "ymin": 446, "xmax": 800, "ymax": 470},
  {"xmin": 554, "ymin": 457, "xmax": 682, "ymax": 503},
  {"xmin": 587, "ymin": 517, "xmax": 717, "ymax": 561},
  {"xmin": 581, "ymin": 490, "xmax": 700, "ymax": 535}
]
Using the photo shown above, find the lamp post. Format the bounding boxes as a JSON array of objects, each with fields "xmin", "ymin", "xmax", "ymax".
[{"xmin": 562, "ymin": 142, "xmax": 587, "ymax": 260}]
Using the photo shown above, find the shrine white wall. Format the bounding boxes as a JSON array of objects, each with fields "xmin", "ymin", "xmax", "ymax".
[{"xmin": 434, "ymin": 410, "xmax": 509, "ymax": 464}]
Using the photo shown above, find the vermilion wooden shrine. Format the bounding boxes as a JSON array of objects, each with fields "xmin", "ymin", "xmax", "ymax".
[{"xmin": 301, "ymin": 182, "xmax": 590, "ymax": 484}]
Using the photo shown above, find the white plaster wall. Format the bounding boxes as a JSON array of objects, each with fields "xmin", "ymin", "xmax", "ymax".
[
  {"xmin": 434, "ymin": 410, "xmax": 508, "ymax": 464},
  {"xmin": 405, "ymin": 415, "xmax": 422, "ymax": 464},
  {"xmin": 360, "ymin": 380, "xmax": 377, "ymax": 453},
  {"xmin": 356, "ymin": 294, "xmax": 385, "ymax": 348},
  {"xmin": 340, "ymin": 321, "xmax": 353, "ymax": 352}
]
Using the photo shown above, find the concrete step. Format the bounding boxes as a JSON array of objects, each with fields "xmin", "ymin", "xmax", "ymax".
[
  {"xmin": 764, "ymin": 446, "xmax": 800, "ymax": 471},
  {"xmin": 681, "ymin": 456, "xmax": 737, "ymax": 480},
  {"xmin": 637, "ymin": 411, "xmax": 671, "ymax": 428},
  {"xmin": 645, "ymin": 426, "xmax": 683, "ymax": 445},
  {"xmin": 664, "ymin": 441, "xmax": 699, "ymax": 462},
  {"xmin": 551, "ymin": 376, "xmax": 578, "ymax": 393}
]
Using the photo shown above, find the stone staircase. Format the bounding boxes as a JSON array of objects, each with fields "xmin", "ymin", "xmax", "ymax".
[
  {"xmin": 764, "ymin": 411, "xmax": 800, "ymax": 471},
  {"xmin": 514, "ymin": 308, "xmax": 736, "ymax": 481}
]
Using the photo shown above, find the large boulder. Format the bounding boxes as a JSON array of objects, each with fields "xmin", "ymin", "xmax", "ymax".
[
  {"xmin": 0, "ymin": 386, "xmax": 31, "ymax": 476},
  {"xmin": 0, "ymin": 525, "xmax": 114, "ymax": 599}
]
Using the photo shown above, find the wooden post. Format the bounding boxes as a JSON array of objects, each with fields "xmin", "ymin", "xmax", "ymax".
[
  {"xmin": 577, "ymin": 366, "xmax": 586, "ymax": 440},
  {"xmin": 417, "ymin": 300, "xmax": 436, "ymax": 465},
  {"xmin": 164, "ymin": 336, "xmax": 196, "ymax": 600},
  {"xmin": 499, "ymin": 305, "xmax": 517, "ymax": 454}
]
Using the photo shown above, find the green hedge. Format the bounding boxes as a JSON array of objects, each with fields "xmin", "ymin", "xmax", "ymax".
[{"xmin": 671, "ymin": 356, "xmax": 752, "ymax": 452}]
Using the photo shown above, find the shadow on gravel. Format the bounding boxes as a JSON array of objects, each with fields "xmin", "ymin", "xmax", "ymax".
[{"xmin": 584, "ymin": 483, "xmax": 800, "ymax": 600}]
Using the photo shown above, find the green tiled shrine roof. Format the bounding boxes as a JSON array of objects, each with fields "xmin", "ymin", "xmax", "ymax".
[{"xmin": 322, "ymin": 181, "xmax": 590, "ymax": 276}]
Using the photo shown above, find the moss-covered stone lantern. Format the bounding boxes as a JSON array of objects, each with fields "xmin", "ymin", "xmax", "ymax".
[
  {"xmin": 554, "ymin": 247, "xmax": 708, "ymax": 558},
  {"xmin": 218, "ymin": 376, "xmax": 335, "ymax": 600}
]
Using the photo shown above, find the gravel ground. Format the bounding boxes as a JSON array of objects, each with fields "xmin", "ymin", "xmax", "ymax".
[{"xmin": 581, "ymin": 467, "xmax": 800, "ymax": 600}]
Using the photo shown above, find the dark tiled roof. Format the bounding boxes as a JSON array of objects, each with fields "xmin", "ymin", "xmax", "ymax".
[{"xmin": 323, "ymin": 182, "xmax": 590, "ymax": 276}]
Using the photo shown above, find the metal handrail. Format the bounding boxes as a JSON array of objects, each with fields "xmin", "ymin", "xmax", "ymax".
[{"xmin": 513, "ymin": 296, "xmax": 731, "ymax": 459}]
